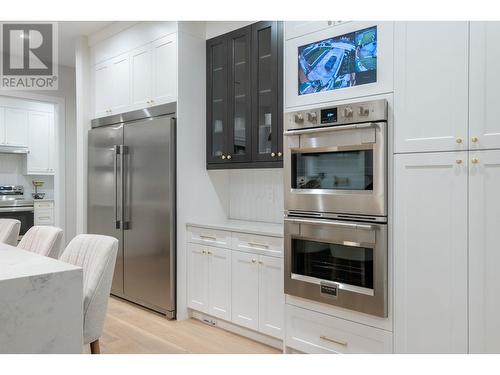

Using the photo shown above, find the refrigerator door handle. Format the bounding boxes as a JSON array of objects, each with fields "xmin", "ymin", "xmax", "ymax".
[
  {"xmin": 120, "ymin": 145, "xmax": 130, "ymax": 230},
  {"xmin": 114, "ymin": 145, "xmax": 120, "ymax": 229}
]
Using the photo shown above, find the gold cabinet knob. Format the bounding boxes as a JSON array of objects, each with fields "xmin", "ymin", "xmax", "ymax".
[
  {"xmin": 472, "ymin": 158, "xmax": 479, "ymax": 164},
  {"xmin": 271, "ymin": 152, "xmax": 276, "ymax": 157},
  {"xmin": 207, "ymin": 250, "xmax": 213, "ymax": 255},
  {"xmin": 456, "ymin": 137, "xmax": 463, "ymax": 144},
  {"xmin": 221, "ymin": 154, "xmax": 226, "ymax": 160},
  {"xmin": 227, "ymin": 154, "xmax": 232, "ymax": 160},
  {"xmin": 456, "ymin": 159, "xmax": 463, "ymax": 165},
  {"xmin": 471, "ymin": 136, "xmax": 478, "ymax": 143},
  {"xmin": 277, "ymin": 152, "xmax": 282, "ymax": 157},
  {"xmin": 202, "ymin": 250, "xmax": 207, "ymax": 254},
  {"xmin": 251, "ymin": 259, "xmax": 257, "ymax": 263},
  {"xmin": 258, "ymin": 261, "xmax": 263, "ymax": 265}
]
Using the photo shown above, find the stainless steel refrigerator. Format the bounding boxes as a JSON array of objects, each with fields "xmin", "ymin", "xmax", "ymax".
[{"xmin": 88, "ymin": 103, "xmax": 176, "ymax": 319}]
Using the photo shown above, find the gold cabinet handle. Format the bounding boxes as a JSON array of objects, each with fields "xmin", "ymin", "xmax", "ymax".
[
  {"xmin": 202, "ymin": 250, "xmax": 207, "ymax": 254},
  {"xmin": 471, "ymin": 158, "xmax": 479, "ymax": 164},
  {"xmin": 247, "ymin": 241, "xmax": 269, "ymax": 248},
  {"xmin": 227, "ymin": 154, "xmax": 232, "ymax": 160},
  {"xmin": 251, "ymin": 259, "xmax": 257, "ymax": 263},
  {"xmin": 271, "ymin": 152, "xmax": 276, "ymax": 157},
  {"xmin": 221, "ymin": 154, "xmax": 226, "ymax": 160},
  {"xmin": 207, "ymin": 250, "xmax": 213, "ymax": 255},
  {"xmin": 456, "ymin": 159, "xmax": 463, "ymax": 165},
  {"xmin": 471, "ymin": 136, "xmax": 478, "ymax": 143},
  {"xmin": 200, "ymin": 234, "xmax": 217, "ymax": 241},
  {"xmin": 456, "ymin": 137, "xmax": 463, "ymax": 144},
  {"xmin": 258, "ymin": 260, "xmax": 263, "ymax": 265},
  {"xmin": 277, "ymin": 152, "xmax": 282, "ymax": 157},
  {"xmin": 320, "ymin": 336, "xmax": 348, "ymax": 346}
]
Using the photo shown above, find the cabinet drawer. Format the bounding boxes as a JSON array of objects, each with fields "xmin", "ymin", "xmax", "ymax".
[
  {"xmin": 286, "ymin": 305, "xmax": 393, "ymax": 354},
  {"xmin": 34, "ymin": 208, "xmax": 54, "ymax": 225},
  {"xmin": 187, "ymin": 226, "xmax": 231, "ymax": 249},
  {"xmin": 34, "ymin": 201, "xmax": 54, "ymax": 209},
  {"xmin": 231, "ymin": 232, "xmax": 283, "ymax": 257}
]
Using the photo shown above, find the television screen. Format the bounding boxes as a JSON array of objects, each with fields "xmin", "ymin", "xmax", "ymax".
[{"xmin": 298, "ymin": 26, "xmax": 377, "ymax": 96}]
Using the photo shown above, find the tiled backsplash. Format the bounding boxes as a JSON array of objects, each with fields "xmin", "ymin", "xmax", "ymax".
[
  {"xmin": 0, "ymin": 154, "xmax": 54, "ymax": 198},
  {"xmin": 228, "ymin": 169, "xmax": 283, "ymax": 223}
]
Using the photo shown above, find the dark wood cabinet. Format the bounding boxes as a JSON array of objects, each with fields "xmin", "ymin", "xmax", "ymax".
[{"xmin": 206, "ymin": 21, "xmax": 283, "ymax": 169}]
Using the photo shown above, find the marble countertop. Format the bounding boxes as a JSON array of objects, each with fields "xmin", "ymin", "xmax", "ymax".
[
  {"xmin": 0, "ymin": 244, "xmax": 79, "ymax": 281},
  {"xmin": 186, "ymin": 219, "xmax": 284, "ymax": 237}
]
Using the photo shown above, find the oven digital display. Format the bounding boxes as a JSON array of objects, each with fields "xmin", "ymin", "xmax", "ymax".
[
  {"xmin": 298, "ymin": 26, "xmax": 377, "ymax": 96},
  {"xmin": 320, "ymin": 107, "xmax": 338, "ymax": 124}
]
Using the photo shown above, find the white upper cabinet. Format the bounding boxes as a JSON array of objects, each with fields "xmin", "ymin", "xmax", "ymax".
[
  {"xmin": 110, "ymin": 53, "xmax": 131, "ymax": 113},
  {"xmin": 469, "ymin": 150, "xmax": 500, "ymax": 353},
  {"xmin": 4, "ymin": 108, "xmax": 28, "ymax": 147},
  {"xmin": 258, "ymin": 255, "xmax": 284, "ymax": 339},
  {"xmin": 47, "ymin": 113, "xmax": 55, "ymax": 174},
  {"xmin": 94, "ymin": 62, "xmax": 113, "ymax": 118},
  {"xmin": 207, "ymin": 246, "xmax": 232, "ymax": 321},
  {"xmin": 394, "ymin": 22, "xmax": 469, "ymax": 153},
  {"xmin": 92, "ymin": 29, "xmax": 178, "ymax": 119},
  {"xmin": 130, "ymin": 44, "xmax": 152, "ymax": 109},
  {"xmin": 27, "ymin": 111, "xmax": 50, "ymax": 174},
  {"xmin": 394, "ymin": 152, "xmax": 468, "ymax": 353},
  {"xmin": 469, "ymin": 22, "xmax": 500, "ymax": 150},
  {"xmin": 0, "ymin": 107, "xmax": 5, "ymax": 144},
  {"xmin": 231, "ymin": 251, "xmax": 260, "ymax": 331},
  {"xmin": 151, "ymin": 34, "xmax": 177, "ymax": 106}
]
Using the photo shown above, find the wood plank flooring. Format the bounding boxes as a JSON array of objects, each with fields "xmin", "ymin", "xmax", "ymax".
[{"xmin": 83, "ymin": 297, "xmax": 281, "ymax": 354}]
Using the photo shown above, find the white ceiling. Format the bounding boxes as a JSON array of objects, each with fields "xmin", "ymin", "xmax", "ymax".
[{"xmin": 57, "ymin": 21, "xmax": 114, "ymax": 67}]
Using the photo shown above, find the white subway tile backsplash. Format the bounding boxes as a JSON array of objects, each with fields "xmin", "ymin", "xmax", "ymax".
[{"xmin": 228, "ymin": 169, "xmax": 283, "ymax": 224}]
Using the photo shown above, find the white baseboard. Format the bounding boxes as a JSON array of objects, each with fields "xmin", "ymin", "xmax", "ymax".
[{"xmin": 189, "ymin": 309, "xmax": 283, "ymax": 351}]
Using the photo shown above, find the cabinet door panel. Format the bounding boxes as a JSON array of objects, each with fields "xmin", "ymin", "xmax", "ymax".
[
  {"xmin": 231, "ymin": 251, "xmax": 259, "ymax": 330},
  {"xmin": 110, "ymin": 53, "xmax": 131, "ymax": 113},
  {"xmin": 469, "ymin": 22, "xmax": 500, "ymax": 150},
  {"xmin": 394, "ymin": 22, "xmax": 468, "ymax": 153},
  {"xmin": 394, "ymin": 152, "xmax": 467, "ymax": 353},
  {"xmin": 469, "ymin": 150, "xmax": 500, "ymax": 353},
  {"xmin": 187, "ymin": 243, "xmax": 209, "ymax": 313},
  {"xmin": 0, "ymin": 107, "xmax": 5, "ymax": 144},
  {"xmin": 130, "ymin": 45, "xmax": 152, "ymax": 109},
  {"xmin": 27, "ymin": 111, "xmax": 50, "ymax": 173},
  {"xmin": 152, "ymin": 34, "xmax": 177, "ymax": 105},
  {"xmin": 208, "ymin": 247, "xmax": 232, "ymax": 321},
  {"xmin": 227, "ymin": 26, "xmax": 252, "ymax": 162},
  {"xmin": 258, "ymin": 255, "xmax": 284, "ymax": 339},
  {"xmin": 94, "ymin": 61, "xmax": 112, "ymax": 117},
  {"xmin": 5, "ymin": 108, "xmax": 28, "ymax": 146},
  {"xmin": 47, "ymin": 113, "xmax": 55, "ymax": 174}
]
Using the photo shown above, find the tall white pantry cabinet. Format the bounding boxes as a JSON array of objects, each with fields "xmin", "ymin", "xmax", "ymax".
[{"xmin": 394, "ymin": 21, "xmax": 500, "ymax": 353}]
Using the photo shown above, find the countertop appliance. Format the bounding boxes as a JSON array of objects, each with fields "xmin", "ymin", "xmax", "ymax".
[
  {"xmin": 0, "ymin": 185, "xmax": 34, "ymax": 236},
  {"xmin": 283, "ymin": 99, "xmax": 388, "ymax": 317},
  {"xmin": 88, "ymin": 103, "xmax": 176, "ymax": 319}
]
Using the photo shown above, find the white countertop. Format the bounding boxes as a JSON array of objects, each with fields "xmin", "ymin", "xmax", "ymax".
[
  {"xmin": 0, "ymin": 244, "xmax": 79, "ymax": 281},
  {"xmin": 186, "ymin": 219, "xmax": 284, "ymax": 237}
]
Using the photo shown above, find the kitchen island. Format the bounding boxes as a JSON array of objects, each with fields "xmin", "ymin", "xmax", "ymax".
[{"xmin": 0, "ymin": 244, "xmax": 83, "ymax": 353}]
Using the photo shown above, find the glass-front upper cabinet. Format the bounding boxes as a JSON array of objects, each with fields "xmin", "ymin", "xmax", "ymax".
[
  {"xmin": 206, "ymin": 37, "xmax": 228, "ymax": 163},
  {"xmin": 228, "ymin": 26, "xmax": 252, "ymax": 163},
  {"xmin": 252, "ymin": 21, "xmax": 283, "ymax": 163}
]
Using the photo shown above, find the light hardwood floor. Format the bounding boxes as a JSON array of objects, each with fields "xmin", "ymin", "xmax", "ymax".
[{"xmin": 83, "ymin": 297, "xmax": 281, "ymax": 354}]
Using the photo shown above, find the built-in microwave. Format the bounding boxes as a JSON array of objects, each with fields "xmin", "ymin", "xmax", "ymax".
[
  {"xmin": 284, "ymin": 21, "xmax": 394, "ymax": 109},
  {"xmin": 284, "ymin": 215, "xmax": 388, "ymax": 317},
  {"xmin": 284, "ymin": 99, "xmax": 388, "ymax": 218}
]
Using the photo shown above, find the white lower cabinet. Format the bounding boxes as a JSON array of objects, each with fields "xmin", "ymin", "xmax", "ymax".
[
  {"xmin": 469, "ymin": 150, "xmax": 500, "ymax": 353},
  {"xmin": 394, "ymin": 152, "xmax": 468, "ymax": 353},
  {"xmin": 231, "ymin": 251, "xmax": 260, "ymax": 330},
  {"xmin": 187, "ymin": 226, "xmax": 284, "ymax": 340},
  {"xmin": 187, "ymin": 243, "xmax": 231, "ymax": 320},
  {"xmin": 286, "ymin": 305, "xmax": 393, "ymax": 354},
  {"xmin": 34, "ymin": 201, "xmax": 55, "ymax": 226}
]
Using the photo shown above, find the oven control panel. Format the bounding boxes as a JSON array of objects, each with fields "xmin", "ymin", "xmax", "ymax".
[{"xmin": 285, "ymin": 99, "xmax": 387, "ymax": 131}]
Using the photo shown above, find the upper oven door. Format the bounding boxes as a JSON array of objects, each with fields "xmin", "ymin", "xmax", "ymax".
[
  {"xmin": 284, "ymin": 21, "xmax": 394, "ymax": 109},
  {"xmin": 284, "ymin": 121, "xmax": 387, "ymax": 217}
]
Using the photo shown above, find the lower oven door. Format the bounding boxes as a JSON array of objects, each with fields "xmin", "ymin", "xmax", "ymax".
[
  {"xmin": 284, "ymin": 216, "xmax": 387, "ymax": 317},
  {"xmin": 0, "ymin": 207, "xmax": 35, "ymax": 237}
]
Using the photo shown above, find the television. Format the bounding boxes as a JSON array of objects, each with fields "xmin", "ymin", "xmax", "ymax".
[{"xmin": 298, "ymin": 26, "xmax": 377, "ymax": 96}]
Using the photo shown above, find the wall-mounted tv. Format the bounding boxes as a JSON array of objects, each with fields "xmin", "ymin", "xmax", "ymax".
[{"xmin": 298, "ymin": 26, "xmax": 377, "ymax": 96}]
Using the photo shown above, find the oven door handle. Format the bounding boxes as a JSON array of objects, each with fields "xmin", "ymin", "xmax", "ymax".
[
  {"xmin": 284, "ymin": 217, "xmax": 374, "ymax": 231},
  {"xmin": 0, "ymin": 207, "xmax": 34, "ymax": 213},
  {"xmin": 283, "ymin": 122, "xmax": 377, "ymax": 136}
]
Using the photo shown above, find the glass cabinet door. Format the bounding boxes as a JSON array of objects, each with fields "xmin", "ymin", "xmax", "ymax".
[
  {"xmin": 207, "ymin": 37, "xmax": 228, "ymax": 163},
  {"xmin": 252, "ymin": 21, "xmax": 283, "ymax": 163},
  {"xmin": 227, "ymin": 26, "xmax": 252, "ymax": 162}
]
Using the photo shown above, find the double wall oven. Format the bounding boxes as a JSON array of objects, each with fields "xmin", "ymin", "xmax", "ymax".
[{"xmin": 284, "ymin": 99, "xmax": 388, "ymax": 317}]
